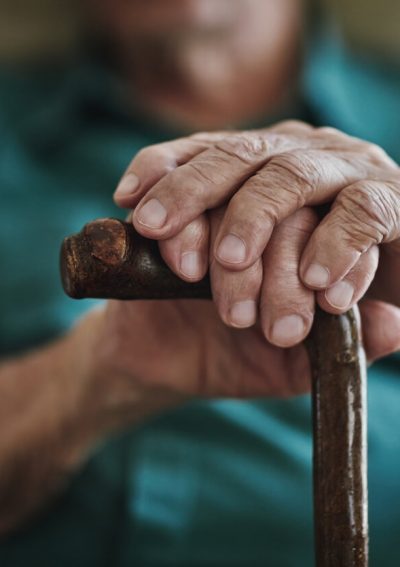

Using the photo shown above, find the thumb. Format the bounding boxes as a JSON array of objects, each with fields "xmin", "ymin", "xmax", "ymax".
[{"xmin": 359, "ymin": 299, "xmax": 400, "ymax": 363}]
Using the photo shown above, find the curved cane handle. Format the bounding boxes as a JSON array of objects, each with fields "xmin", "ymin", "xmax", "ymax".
[
  {"xmin": 61, "ymin": 218, "xmax": 211, "ymax": 300},
  {"xmin": 60, "ymin": 218, "xmax": 368, "ymax": 567}
]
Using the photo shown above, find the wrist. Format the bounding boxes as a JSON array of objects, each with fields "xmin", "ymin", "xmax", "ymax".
[
  {"xmin": 0, "ymin": 306, "xmax": 181, "ymax": 534},
  {"xmin": 0, "ymin": 322, "xmax": 105, "ymax": 533},
  {"xmin": 74, "ymin": 306, "xmax": 184, "ymax": 438}
]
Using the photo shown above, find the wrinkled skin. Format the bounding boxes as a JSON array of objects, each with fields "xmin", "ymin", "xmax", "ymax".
[
  {"xmin": 3, "ymin": 0, "xmax": 400, "ymax": 537},
  {"xmin": 101, "ymin": 116, "xmax": 400, "ymax": 400},
  {"xmin": 111, "ymin": 122, "xmax": 400, "ymax": 355}
]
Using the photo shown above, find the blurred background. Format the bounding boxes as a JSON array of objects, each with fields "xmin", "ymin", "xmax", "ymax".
[
  {"xmin": 0, "ymin": 0, "xmax": 399, "ymax": 63},
  {"xmin": 0, "ymin": 2, "xmax": 399, "ymax": 567}
]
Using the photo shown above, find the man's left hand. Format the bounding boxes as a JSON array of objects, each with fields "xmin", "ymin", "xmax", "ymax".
[{"xmin": 113, "ymin": 121, "xmax": 400, "ymax": 352}]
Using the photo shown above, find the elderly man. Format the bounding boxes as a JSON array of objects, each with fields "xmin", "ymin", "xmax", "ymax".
[{"xmin": 1, "ymin": 1, "xmax": 400, "ymax": 565}]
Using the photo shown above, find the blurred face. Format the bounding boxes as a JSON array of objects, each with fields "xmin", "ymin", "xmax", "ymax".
[{"xmin": 86, "ymin": 0, "xmax": 303, "ymax": 129}]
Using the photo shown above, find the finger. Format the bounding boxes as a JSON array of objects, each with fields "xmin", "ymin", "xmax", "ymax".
[
  {"xmin": 213, "ymin": 150, "xmax": 397, "ymax": 271},
  {"xmin": 131, "ymin": 132, "xmax": 306, "ymax": 239},
  {"xmin": 316, "ymin": 246, "xmax": 379, "ymax": 314},
  {"xmin": 215, "ymin": 143, "xmax": 398, "ymax": 270},
  {"xmin": 359, "ymin": 299, "xmax": 400, "ymax": 362},
  {"xmin": 300, "ymin": 179, "xmax": 400, "ymax": 289},
  {"xmin": 259, "ymin": 207, "xmax": 318, "ymax": 347},
  {"xmin": 116, "ymin": 123, "xmax": 394, "ymax": 213},
  {"xmin": 114, "ymin": 131, "xmax": 236, "ymax": 207},
  {"xmin": 113, "ymin": 137, "xmax": 212, "ymax": 208},
  {"xmin": 158, "ymin": 215, "xmax": 209, "ymax": 282},
  {"xmin": 209, "ymin": 208, "xmax": 261, "ymax": 328}
]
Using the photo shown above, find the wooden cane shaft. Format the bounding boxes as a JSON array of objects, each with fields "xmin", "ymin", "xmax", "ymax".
[
  {"xmin": 60, "ymin": 218, "xmax": 368, "ymax": 566},
  {"xmin": 306, "ymin": 309, "xmax": 368, "ymax": 566}
]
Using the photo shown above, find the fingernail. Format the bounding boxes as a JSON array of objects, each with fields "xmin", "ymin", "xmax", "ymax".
[
  {"xmin": 272, "ymin": 315, "xmax": 305, "ymax": 347},
  {"xmin": 137, "ymin": 198, "xmax": 167, "ymax": 229},
  {"xmin": 217, "ymin": 234, "xmax": 246, "ymax": 264},
  {"xmin": 304, "ymin": 263, "xmax": 330, "ymax": 288},
  {"xmin": 325, "ymin": 281, "xmax": 354, "ymax": 310},
  {"xmin": 180, "ymin": 252, "xmax": 201, "ymax": 279},
  {"xmin": 114, "ymin": 173, "xmax": 140, "ymax": 197},
  {"xmin": 230, "ymin": 300, "xmax": 257, "ymax": 328}
]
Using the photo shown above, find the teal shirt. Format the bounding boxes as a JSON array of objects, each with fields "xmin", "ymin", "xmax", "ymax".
[{"xmin": 1, "ymin": 36, "xmax": 400, "ymax": 567}]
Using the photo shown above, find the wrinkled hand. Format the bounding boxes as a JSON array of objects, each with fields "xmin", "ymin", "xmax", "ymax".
[
  {"xmin": 91, "ymin": 297, "xmax": 400, "ymax": 410},
  {"xmin": 114, "ymin": 121, "xmax": 400, "ymax": 352},
  {"xmin": 96, "ymin": 299, "xmax": 310, "ymax": 401}
]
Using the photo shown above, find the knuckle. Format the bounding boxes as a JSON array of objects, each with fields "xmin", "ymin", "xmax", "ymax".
[
  {"xmin": 134, "ymin": 144, "xmax": 175, "ymax": 170},
  {"xmin": 130, "ymin": 149, "xmax": 147, "ymax": 169},
  {"xmin": 314, "ymin": 126, "xmax": 345, "ymax": 140},
  {"xmin": 184, "ymin": 159, "xmax": 222, "ymax": 188},
  {"xmin": 284, "ymin": 207, "xmax": 319, "ymax": 236},
  {"xmin": 226, "ymin": 268, "xmax": 262, "ymax": 303},
  {"xmin": 183, "ymin": 217, "xmax": 208, "ymax": 247},
  {"xmin": 190, "ymin": 131, "xmax": 214, "ymax": 140},
  {"xmin": 241, "ymin": 261, "xmax": 263, "ymax": 291},
  {"xmin": 230, "ymin": 286, "xmax": 260, "ymax": 313},
  {"xmin": 134, "ymin": 144, "xmax": 159, "ymax": 162},
  {"xmin": 298, "ymin": 205, "xmax": 319, "ymax": 224},
  {"xmin": 353, "ymin": 245, "xmax": 379, "ymax": 280},
  {"xmin": 317, "ymin": 126, "xmax": 340, "ymax": 136},
  {"xmin": 365, "ymin": 142, "xmax": 397, "ymax": 168},
  {"xmin": 261, "ymin": 296, "xmax": 309, "ymax": 320},
  {"xmin": 230, "ymin": 183, "xmax": 279, "ymax": 225},
  {"xmin": 215, "ymin": 132, "xmax": 268, "ymax": 165},
  {"xmin": 267, "ymin": 151, "xmax": 319, "ymax": 201},
  {"xmin": 274, "ymin": 120, "xmax": 313, "ymax": 132},
  {"xmin": 190, "ymin": 131, "xmax": 233, "ymax": 143},
  {"xmin": 336, "ymin": 181, "xmax": 398, "ymax": 245},
  {"xmin": 158, "ymin": 163, "xmax": 209, "ymax": 206}
]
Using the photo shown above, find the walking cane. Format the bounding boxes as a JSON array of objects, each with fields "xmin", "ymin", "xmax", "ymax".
[{"xmin": 60, "ymin": 218, "xmax": 368, "ymax": 567}]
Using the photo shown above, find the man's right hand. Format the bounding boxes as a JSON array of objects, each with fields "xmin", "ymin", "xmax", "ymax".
[
  {"xmin": 2, "ymin": 214, "xmax": 399, "ymax": 536},
  {"xmin": 86, "ymin": 209, "xmax": 400, "ymax": 426}
]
